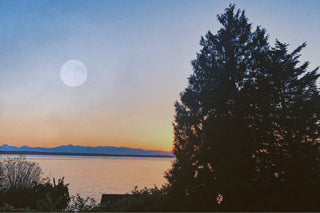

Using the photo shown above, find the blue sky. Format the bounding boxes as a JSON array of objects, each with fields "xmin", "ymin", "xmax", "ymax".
[{"xmin": 0, "ymin": 0, "xmax": 319, "ymax": 151}]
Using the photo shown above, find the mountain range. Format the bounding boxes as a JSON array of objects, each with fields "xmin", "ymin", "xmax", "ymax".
[{"xmin": 0, "ymin": 144, "xmax": 174, "ymax": 157}]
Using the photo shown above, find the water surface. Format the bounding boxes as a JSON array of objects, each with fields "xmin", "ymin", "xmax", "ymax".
[{"xmin": 4, "ymin": 155, "xmax": 173, "ymax": 202}]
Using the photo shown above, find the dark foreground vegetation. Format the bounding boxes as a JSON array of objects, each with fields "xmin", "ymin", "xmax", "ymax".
[
  {"xmin": 0, "ymin": 156, "xmax": 98, "ymax": 212},
  {"xmin": 0, "ymin": 4, "xmax": 319, "ymax": 212}
]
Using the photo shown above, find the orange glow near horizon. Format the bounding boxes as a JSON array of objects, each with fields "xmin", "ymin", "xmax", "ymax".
[{"xmin": 0, "ymin": 104, "xmax": 175, "ymax": 152}]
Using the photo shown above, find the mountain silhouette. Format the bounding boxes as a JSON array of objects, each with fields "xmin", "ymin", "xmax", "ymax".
[{"xmin": 0, "ymin": 144, "xmax": 174, "ymax": 157}]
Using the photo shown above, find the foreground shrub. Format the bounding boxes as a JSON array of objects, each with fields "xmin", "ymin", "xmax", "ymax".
[
  {"xmin": 0, "ymin": 177, "xmax": 70, "ymax": 211},
  {"xmin": 67, "ymin": 193, "xmax": 98, "ymax": 212},
  {"xmin": 0, "ymin": 156, "xmax": 70, "ymax": 211}
]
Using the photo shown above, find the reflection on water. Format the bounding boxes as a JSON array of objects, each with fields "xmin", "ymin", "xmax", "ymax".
[{"xmin": 2, "ymin": 155, "xmax": 173, "ymax": 201}]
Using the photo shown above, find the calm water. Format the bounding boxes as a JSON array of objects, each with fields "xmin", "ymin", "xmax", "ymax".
[{"xmin": 4, "ymin": 155, "xmax": 173, "ymax": 202}]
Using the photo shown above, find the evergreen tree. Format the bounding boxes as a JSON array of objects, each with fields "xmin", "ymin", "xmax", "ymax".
[
  {"xmin": 167, "ymin": 4, "xmax": 320, "ymax": 211},
  {"xmin": 166, "ymin": 4, "xmax": 269, "ymax": 210}
]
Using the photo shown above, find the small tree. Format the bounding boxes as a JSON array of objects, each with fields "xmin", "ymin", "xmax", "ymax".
[{"xmin": 0, "ymin": 156, "xmax": 42, "ymax": 189}]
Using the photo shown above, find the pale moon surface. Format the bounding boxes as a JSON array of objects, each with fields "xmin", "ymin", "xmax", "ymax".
[{"xmin": 60, "ymin": 60, "xmax": 87, "ymax": 87}]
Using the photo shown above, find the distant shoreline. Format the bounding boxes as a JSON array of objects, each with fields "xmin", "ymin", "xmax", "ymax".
[{"xmin": 0, "ymin": 150, "xmax": 175, "ymax": 158}]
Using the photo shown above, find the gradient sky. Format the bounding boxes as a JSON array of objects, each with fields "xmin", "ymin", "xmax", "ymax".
[{"xmin": 0, "ymin": 0, "xmax": 319, "ymax": 152}]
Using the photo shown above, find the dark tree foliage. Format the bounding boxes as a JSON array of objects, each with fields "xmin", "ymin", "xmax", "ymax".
[
  {"xmin": 249, "ymin": 41, "xmax": 320, "ymax": 211},
  {"xmin": 166, "ymin": 4, "xmax": 320, "ymax": 211},
  {"xmin": 0, "ymin": 177, "xmax": 70, "ymax": 211}
]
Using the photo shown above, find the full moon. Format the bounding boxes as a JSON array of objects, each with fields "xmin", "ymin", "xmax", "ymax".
[{"xmin": 60, "ymin": 60, "xmax": 87, "ymax": 87}]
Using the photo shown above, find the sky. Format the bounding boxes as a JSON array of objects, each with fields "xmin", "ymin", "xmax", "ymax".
[{"xmin": 0, "ymin": 0, "xmax": 319, "ymax": 152}]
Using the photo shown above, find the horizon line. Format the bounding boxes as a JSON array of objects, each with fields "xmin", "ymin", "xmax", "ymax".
[{"xmin": 0, "ymin": 143, "xmax": 173, "ymax": 153}]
